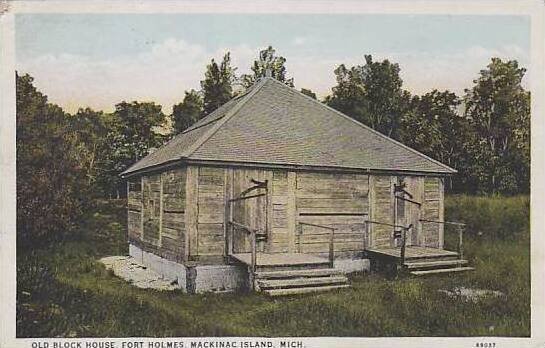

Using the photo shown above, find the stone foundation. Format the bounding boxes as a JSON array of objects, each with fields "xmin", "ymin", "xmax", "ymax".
[
  {"xmin": 129, "ymin": 244, "xmax": 247, "ymax": 293},
  {"xmin": 129, "ymin": 244, "xmax": 370, "ymax": 294}
]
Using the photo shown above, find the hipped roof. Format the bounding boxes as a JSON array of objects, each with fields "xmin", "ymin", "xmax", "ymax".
[{"xmin": 122, "ymin": 77, "xmax": 456, "ymax": 177}]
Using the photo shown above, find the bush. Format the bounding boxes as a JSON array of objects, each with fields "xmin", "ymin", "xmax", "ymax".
[{"xmin": 445, "ymin": 194, "xmax": 529, "ymax": 240}]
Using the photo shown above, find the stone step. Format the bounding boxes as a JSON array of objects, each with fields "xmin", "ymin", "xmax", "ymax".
[
  {"xmin": 256, "ymin": 268, "xmax": 342, "ymax": 279},
  {"xmin": 258, "ymin": 276, "xmax": 348, "ymax": 289},
  {"xmin": 404, "ymin": 259, "xmax": 468, "ymax": 270},
  {"xmin": 410, "ymin": 266, "xmax": 475, "ymax": 276},
  {"xmin": 263, "ymin": 284, "xmax": 350, "ymax": 296}
]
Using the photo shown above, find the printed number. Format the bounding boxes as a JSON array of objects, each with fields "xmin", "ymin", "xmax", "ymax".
[{"xmin": 475, "ymin": 343, "xmax": 496, "ymax": 348}]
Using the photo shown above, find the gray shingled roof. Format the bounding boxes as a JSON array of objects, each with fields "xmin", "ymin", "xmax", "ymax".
[{"xmin": 122, "ymin": 77, "xmax": 456, "ymax": 176}]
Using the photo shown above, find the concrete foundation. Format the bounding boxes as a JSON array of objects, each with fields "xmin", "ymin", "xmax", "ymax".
[
  {"xmin": 334, "ymin": 257, "xmax": 370, "ymax": 274},
  {"xmin": 129, "ymin": 244, "xmax": 370, "ymax": 294}
]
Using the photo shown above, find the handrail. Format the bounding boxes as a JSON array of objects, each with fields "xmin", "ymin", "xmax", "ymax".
[
  {"xmin": 298, "ymin": 222, "xmax": 336, "ymax": 268},
  {"xmin": 419, "ymin": 219, "xmax": 466, "ymax": 226},
  {"xmin": 419, "ymin": 219, "xmax": 465, "ymax": 260},
  {"xmin": 228, "ymin": 220, "xmax": 258, "ymax": 290},
  {"xmin": 365, "ymin": 220, "xmax": 412, "ymax": 266},
  {"xmin": 365, "ymin": 220, "xmax": 408, "ymax": 230}
]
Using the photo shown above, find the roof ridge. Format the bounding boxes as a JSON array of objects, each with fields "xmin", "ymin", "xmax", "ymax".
[
  {"xmin": 266, "ymin": 77, "xmax": 457, "ymax": 173},
  {"xmin": 181, "ymin": 78, "xmax": 270, "ymax": 159}
]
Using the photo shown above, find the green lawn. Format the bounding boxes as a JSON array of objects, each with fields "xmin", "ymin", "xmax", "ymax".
[{"xmin": 16, "ymin": 195, "xmax": 530, "ymax": 337}]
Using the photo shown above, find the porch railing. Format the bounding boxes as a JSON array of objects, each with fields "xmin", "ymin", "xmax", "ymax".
[
  {"xmin": 419, "ymin": 219, "xmax": 466, "ymax": 260},
  {"xmin": 228, "ymin": 220, "xmax": 260, "ymax": 291},
  {"xmin": 298, "ymin": 222, "xmax": 336, "ymax": 268},
  {"xmin": 365, "ymin": 220, "xmax": 413, "ymax": 266}
]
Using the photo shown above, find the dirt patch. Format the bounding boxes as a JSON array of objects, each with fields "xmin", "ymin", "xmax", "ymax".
[{"xmin": 99, "ymin": 256, "xmax": 177, "ymax": 291}]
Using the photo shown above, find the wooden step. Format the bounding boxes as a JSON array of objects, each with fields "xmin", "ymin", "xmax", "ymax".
[
  {"xmin": 404, "ymin": 254, "xmax": 460, "ymax": 262},
  {"xmin": 258, "ymin": 276, "xmax": 348, "ymax": 289},
  {"xmin": 264, "ymin": 284, "xmax": 350, "ymax": 296},
  {"xmin": 256, "ymin": 262, "xmax": 331, "ymax": 272},
  {"xmin": 410, "ymin": 266, "xmax": 475, "ymax": 276},
  {"xmin": 405, "ymin": 259, "xmax": 468, "ymax": 269},
  {"xmin": 256, "ymin": 268, "xmax": 342, "ymax": 279}
]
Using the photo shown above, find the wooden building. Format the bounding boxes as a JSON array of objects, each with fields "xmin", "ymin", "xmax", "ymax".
[{"xmin": 121, "ymin": 77, "xmax": 472, "ymax": 295}]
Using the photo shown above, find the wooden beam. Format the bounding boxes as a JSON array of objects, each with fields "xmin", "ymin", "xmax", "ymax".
[
  {"xmin": 223, "ymin": 168, "xmax": 233, "ymax": 260},
  {"xmin": 286, "ymin": 171, "xmax": 297, "ymax": 253},
  {"xmin": 140, "ymin": 176, "xmax": 145, "ymax": 241},
  {"xmin": 185, "ymin": 166, "xmax": 199, "ymax": 260},
  {"xmin": 158, "ymin": 173, "xmax": 164, "ymax": 248}
]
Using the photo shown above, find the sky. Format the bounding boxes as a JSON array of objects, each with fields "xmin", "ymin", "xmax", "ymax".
[{"xmin": 15, "ymin": 13, "xmax": 530, "ymax": 114}]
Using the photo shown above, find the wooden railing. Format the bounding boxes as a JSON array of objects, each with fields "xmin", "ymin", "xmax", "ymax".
[
  {"xmin": 365, "ymin": 220, "xmax": 413, "ymax": 266},
  {"xmin": 228, "ymin": 220, "xmax": 259, "ymax": 290},
  {"xmin": 298, "ymin": 222, "xmax": 336, "ymax": 268},
  {"xmin": 419, "ymin": 219, "xmax": 465, "ymax": 260}
]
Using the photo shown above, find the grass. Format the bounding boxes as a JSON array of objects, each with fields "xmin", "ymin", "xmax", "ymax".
[{"xmin": 16, "ymin": 195, "xmax": 530, "ymax": 337}]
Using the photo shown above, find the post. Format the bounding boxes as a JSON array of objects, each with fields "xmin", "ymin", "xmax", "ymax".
[
  {"xmin": 250, "ymin": 231, "xmax": 257, "ymax": 291},
  {"xmin": 329, "ymin": 228, "xmax": 335, "ymax": 268},
  {"xmin": 458, "ymin": 225, "xmax": 464, "ymax": 260},
  {"xmin": 363, "ymin": 219, "xmax": 369, "ymax": 249},
  {"xmin": 400, "ymin": 226, "xmax": 408, "ymax": 266}
]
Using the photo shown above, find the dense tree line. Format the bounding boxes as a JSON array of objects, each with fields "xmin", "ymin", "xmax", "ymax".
[{"xmin": 16, "ymin": 47, "xmax": 529, "ymax": 243}]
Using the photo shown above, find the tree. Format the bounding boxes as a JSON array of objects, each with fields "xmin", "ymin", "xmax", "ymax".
[
  {"xmin": 464, "ymin": 58, "xmax": 530, "ymax": 194},
  {"xmin": 201, "ymin": 52, "xmax": 236, "ymax": 116},
  {"xmin": 68, "ymin": 108, "xmax": 109, "ymax": 189},
  {"xmin": 16, "ymin": 73, "xmax": 89, "ymax": 244},
  {"xmin": 326, "ymin": 55, "xmax": 411, "ymax": 139},
  {"xmin": 171, "ymin": 89, "xmax": 203, "ymax": 133},
  {"xmin": 104, "ymin": 101, "xmax": 168, "ymax": 197},
  {"xmin": 241, "ymin": 46, "xmax": 294, "ymax": 88},
  {"xmin": 400, "ymin": 90, "xmax": 474, "ymax": 191},
  {"xmin": 300, "ymin": 88, "xmax": 317, "ymax": 99}
]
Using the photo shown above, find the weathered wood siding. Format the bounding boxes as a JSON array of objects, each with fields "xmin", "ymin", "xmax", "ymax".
[
  {"xmin": 128, "ymin": 168, "xmax": 187, "ymax": 262},
  {"xmin": 197, "ymin": 167, "xmax": 226, "ymax": 256},
  {"xmin": 161, "ymin": 169, "xmax": 187, "ymax": 259},
  {"xmin": 130, "ymin": 163, "xmax": 445, "ymax": 262},
  {"xmin": 127, "ymin": 179, "xmax": 143, "ymax": 241},
  {"xmin": 142, "ymin": 173, "xmax": 161, "ymax": 244},
  {"xmin": 295, "ymin": 172, "xmax": 368, "ymax": 253}
]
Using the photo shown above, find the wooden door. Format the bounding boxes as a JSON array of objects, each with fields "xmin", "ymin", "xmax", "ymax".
[
  {"xmin": 230, "ymin": 169, "xmax": 268, "ymax": 253},
  {"xmin": 394, "ymin": 176, "xmax": 423, "ymax": 247}
]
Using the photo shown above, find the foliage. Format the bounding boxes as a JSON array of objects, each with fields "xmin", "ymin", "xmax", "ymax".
[
  {"xmin": 241, "ymin": 46, "xmax": 294, "ymax": 88},
  {"xmin": 325, "ymin": 56, "xmax": 529, "ymax": 195},
  {"xmin": 17, "ymin": 195, "xmax": 529, "ymax": 337},
  {"xmin": 102, "ymin": 101, "xmax": 168, "ymax": 197},
  {"xmin": 445, "ymin": 194, "xmax": 529, "ymax": 240},
  {"xmin": 463, "ymin": 58, "xmax": 530, "ymax": 194},
  {"xmin": 300, "ymin": 88, "xmax": 317, "ymax": 99},
  {"xmin": 171, "ymin": 89, "xmax": 203, "ymax": 134},
  {"xmin": 326, "ymin": 55, "xmax": 411, "ymax": 138},
  {"xmin": 68, "ymin": 108, "xmax": 110, "ymax": 192},
  {"xmin": 201, "ymin": 52, "xmax": 236, "ymax": 116},
  {"xmin": 16, "ymin": 73, "xmax": 89, "ymax": 245}
]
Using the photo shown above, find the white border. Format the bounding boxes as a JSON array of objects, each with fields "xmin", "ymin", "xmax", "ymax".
[{"xmin": 1, "ymin": 1, "xmax": 544, "ymax": 347}]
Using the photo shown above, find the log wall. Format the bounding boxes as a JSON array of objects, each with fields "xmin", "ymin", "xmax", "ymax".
[
  {"xmin": 127, "ymin": 168, "xmax": 187, "ymax": 262},
  {"xmin": 128, "ymin": 164, "xmax": 445, "ymax": 263}
]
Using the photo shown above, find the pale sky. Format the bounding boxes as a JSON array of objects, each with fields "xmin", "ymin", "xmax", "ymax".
[{"xmin": 15, "ymin": 14, "xmax": 530, "ymax": 114}]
